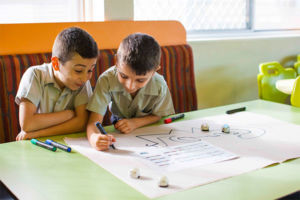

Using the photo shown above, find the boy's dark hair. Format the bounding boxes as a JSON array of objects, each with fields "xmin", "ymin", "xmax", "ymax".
[
  {"xmin": 117, "ymin": 33, "xmax": 161, "ymax": 75},
  {"xmin": 52, "ymin": 27, "xmax": 98, "ymax": 64}
]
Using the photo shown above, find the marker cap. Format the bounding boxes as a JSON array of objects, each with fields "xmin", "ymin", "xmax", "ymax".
[
  {"xmin": 31, "ymin": 138, "xmax": 38, "ymax": 145},
  {"xmin": 164, "ymin": 118, "xmax": 172, "ymax": 124}
]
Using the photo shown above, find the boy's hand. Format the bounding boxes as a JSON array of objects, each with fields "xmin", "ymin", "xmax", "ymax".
[
  {"xmin": 16, "ymin": 130, "xmax": 33, "ymax": 141},
  {"xmin": 114, "ymin": 119, "xmax": 137, "ymax": 134},
  {"xmin": 90, "ymin": 133, "xmax": 116, "ymax": 151}
]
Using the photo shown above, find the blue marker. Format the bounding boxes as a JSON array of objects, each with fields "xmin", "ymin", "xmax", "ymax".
[
  {"xmin": 45, "ymin": 139, "xmax": 71, "ymax": 152},
  {"xmin": 111, "ymin": 115, "xmax": 122, "ymax": 125},
  {"xmin": 95, "ymin": 122, "xmax": 116, "ymax": 149}
]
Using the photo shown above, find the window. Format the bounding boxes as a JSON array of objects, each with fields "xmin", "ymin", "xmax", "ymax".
[
  {"xmin": 0, "ymin": 0, "xmax": 104, "ymax": 24},
  {"xmin": 134, "ymin": 0, "xmax": 250, "ymax": 33},
  {"xmin": 134, "ymin": 0, "xmax": 300, "ymax": 33},
  {"xmin": 254, "ymin": 0, "xmax": 300, "ymax": 30}
]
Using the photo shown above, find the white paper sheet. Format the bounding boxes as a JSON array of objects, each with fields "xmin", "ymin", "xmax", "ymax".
[{"xmin": 65, "ymin": 112, "xmax": 300, "ymax": 198}]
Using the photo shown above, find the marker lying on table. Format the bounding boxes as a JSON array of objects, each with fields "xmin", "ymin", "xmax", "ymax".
[
  {"xmin": 31, "ymin": 139, "xmax": 56, "ymax": 152},
  {"xmin": 95, "ymin": 122, "xmax": 116, "ymax": 149},
  {"xmin": 226, "ymin": 106, "xmax": 246, "ymax": 114},
  {"xmin": 164, "ymin": 113, "xmax": 185, "ymax": 124},
  {"xmin": 45, "ymin": 139, "xmax": 71, "ymax": 152}
]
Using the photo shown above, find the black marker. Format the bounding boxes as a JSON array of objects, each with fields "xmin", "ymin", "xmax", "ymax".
[
  {"xmin": 45, "ymin": 139, "xmax": 71, "ymax": 152},
  {"xmin": 95, "ymin": 122, "xmax": 116, "ymax": 149},
  {"xmin": 226, "ymin": 107, "xmax": 246, "ymax": 114}
]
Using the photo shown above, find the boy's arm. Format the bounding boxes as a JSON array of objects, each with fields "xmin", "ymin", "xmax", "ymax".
[
  {"xmin": 114, "ymin": 115, "xmax": 161, "ymax": 134},
  {"xmin": 19, "ymin": 98, "xmax": 75, "ymax": 132},
  {"xmin": 86, "ymin": 112, "xmax": 116, "ymax": 151},
  {"xmin": 16, "ymin": 103, "xmax": 88, "ymax": 140}
]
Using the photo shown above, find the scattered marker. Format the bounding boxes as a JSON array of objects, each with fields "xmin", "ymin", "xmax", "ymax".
[
  {"xmin": 45, "ymin": 139, "xmax": 71, "ymax": 152},
  {"xmin": 31, "ymin": 139, "xmax": 56, "ymax": 152},
  {"xmin": 164, "ymin": 114, "xmax": 185, "ymax": 124},
  {"xmin": 226, "ymin": 107, "xmax": 246, "ymax": 114}
]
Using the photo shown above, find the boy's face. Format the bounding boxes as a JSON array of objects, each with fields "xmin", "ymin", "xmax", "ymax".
[
  {"xmin": 116, "ymin": 63, "xmax": 156, "ymax": 95},
  {"xmin": 53, "ymin": 53, "xmax": 97, "ymax": 91}
]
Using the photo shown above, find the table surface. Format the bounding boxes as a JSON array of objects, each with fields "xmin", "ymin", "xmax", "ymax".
[{"xmin": 1, "ymin": 99, "xmax": 300, "ymax": 200}]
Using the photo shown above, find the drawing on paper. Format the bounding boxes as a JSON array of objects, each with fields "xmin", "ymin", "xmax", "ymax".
[{"xmin": 136, "ymin": 126, "xmax": 266, "ymax": 147}]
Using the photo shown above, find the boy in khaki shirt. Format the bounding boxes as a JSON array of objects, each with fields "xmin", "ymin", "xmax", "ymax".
[
  {"xmin": 15, "ymin": 27, "xmax": 98, "ymax": 140},
  {"xmin": 87, "ymin": 33, "xmax": 175, "ymax": 151}
]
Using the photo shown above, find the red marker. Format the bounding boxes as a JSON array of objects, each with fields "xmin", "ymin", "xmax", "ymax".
[{"xmin": 164, "ymin": 114, "xmax": 185, "ymax": 124}]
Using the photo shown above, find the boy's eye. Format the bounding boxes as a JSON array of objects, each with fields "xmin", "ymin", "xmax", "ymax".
[
  {"xmin": 137, "ymin": 79, "xmax": 146, "ymax": 83},
  {"xmin": 120, "ymin": 73, "xmax": 128, "ymax": 79}
]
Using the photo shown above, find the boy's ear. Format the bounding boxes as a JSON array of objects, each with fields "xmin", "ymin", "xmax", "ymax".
[
  {"xmin": 51, "ymin": 57, "xmax": 59, "ymax": 71},
  {"xmin": 114, "ymin": 54, "xmax": 118, "ymax": 66},
  {"xmin": 156, "ymin": 65, "xmax": 161, "ymax": 72}
]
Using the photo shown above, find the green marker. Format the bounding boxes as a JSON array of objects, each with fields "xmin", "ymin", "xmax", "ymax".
[{"xmin": 31, "ymin": 139, "xmax": 56, "ymax": 152}]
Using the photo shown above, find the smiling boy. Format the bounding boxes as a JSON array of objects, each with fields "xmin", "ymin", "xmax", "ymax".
[
  {"xmin": 86, "ymin": 33, "xmax": 175, "ymax": 151},
  {"xmin": 15, "ymin": 27, "xmax": 98, "ymax": 140}
]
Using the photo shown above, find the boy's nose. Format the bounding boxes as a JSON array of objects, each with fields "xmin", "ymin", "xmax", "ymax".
[
  {"xmin": 126, "ymin": 80, "xmax": 135, "ymax": 91},
  {"xmin": 81, "ymin": 73, "xmax": 90, "ymax": 83}
]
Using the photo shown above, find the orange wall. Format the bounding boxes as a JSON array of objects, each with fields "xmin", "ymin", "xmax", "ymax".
[{"xmin": 0, "ymin": 21, "xmax": 186, "ymax": 55}]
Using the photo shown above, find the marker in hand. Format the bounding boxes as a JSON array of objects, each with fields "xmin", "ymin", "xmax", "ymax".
[
  {"xmin": 164, "ymin": 113, "xmax": 185, "ymax": 124},
  {"xmin": 95, "ymin": 122, "xmax": 116, "ymax": 149}
]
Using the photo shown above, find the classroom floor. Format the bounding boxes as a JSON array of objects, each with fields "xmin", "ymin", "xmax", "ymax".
[
  {"xmin": 0, "ymin": 181, "xmax": 16, "ymax": 200},
  {"xmin": 277, "ymin": 190, "xmax": 300, "ymax": 200}
]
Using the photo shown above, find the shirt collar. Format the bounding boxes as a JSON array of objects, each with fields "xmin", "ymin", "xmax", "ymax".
[
  {"xmin": 44, "ymin": 63, "xmax": 71, "ymax": 92},
  {"xmin": 109, "ymin": 66, "xmax": 125, "ymax": 92},
  {"xmin": 44, "ymin": 63, "xmax": 55, "ymax": 85}
]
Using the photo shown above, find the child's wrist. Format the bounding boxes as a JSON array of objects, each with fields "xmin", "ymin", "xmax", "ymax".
[
  {"xmin": 89, "ymin": 132, "xmax": 99, "ymax": 143},
  {"xmin": 27, "ymin": 130, "xmax": 37, "ymax": 139}
]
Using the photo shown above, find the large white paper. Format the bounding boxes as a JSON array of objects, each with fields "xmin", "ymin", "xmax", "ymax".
[{"xmin": 65, "ymin": 112, "xmax": 300, "ymax": 198}]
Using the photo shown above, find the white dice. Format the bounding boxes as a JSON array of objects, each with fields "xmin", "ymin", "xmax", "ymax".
[
  {"xmin": 158, "ymin": 176, "xmax": 169, "ymax": 187},
  {"xmin": 222, "ymin": 124, "xmax": 230, "ymax": 133},
  {"xmin": 201, "ymin": 123, "xmax": 209, "ymax": 131},
  {"xmin": 129, "ymin": 168, "xmax": 140, "ymax": 179}
]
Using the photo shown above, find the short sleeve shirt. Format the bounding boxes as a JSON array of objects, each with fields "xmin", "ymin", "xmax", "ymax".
[
  {"xmin": 87, "ymin": 66, "xmax": 175, "ymax": 118},
  {"xmin": 15, "ymin": 63, "xmax": 93, "ymax": 113}
]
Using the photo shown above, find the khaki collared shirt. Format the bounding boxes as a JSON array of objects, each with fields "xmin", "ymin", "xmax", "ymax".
[
  {"xmin": 87, "ymin": 66, "xmax": 175, "ymax": 118},
  {"xmin": 15, "ymin": 63, "xmax": 92, "ymax": 113}
]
